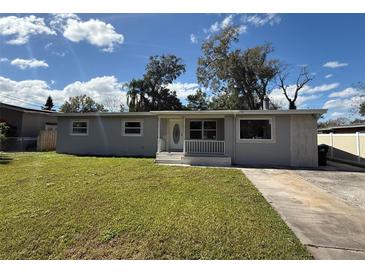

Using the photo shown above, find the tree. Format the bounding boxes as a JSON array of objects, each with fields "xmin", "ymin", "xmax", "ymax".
[
  {"xmin": 0, "ymin": 122, "xmax": 9, "ymax": 140},
  {"xmin": 186, "ymin": 89, "xmax": 209, "ymax": 110},
  {"xmin": 318, "ymin": 117, "xmax": 351, "ymax": 129},
  {"xmin": 126, "ymin": 55, "xmax": 186, "ymax": 111},
  {"xmin": 278, "ymin": 66, "xmax": 314, "ymax": 110},
  {"xmin": 360, "ymin": 102, "xmax": 365, "ymax": 116},
  {"xmin": 104, "ymin": 97, "xmax": 125, "ymax": 112},
  {"xmin": 42, "ymin": 95, "xmax": 54, "ymax": 111},
  {"xmin": 0, "ymin": 122, "xmax": 9, "ymax": 150},
  {"xmin": 352, "ymin": 82, "xmax": 365, "ymax": 116},
  {"xmin": 59, "ymin": 95, "xmax": 107, "ymax": 113},
  {"xmin": 197, "ymin": 26, "xmax": 280, "ymax": 110}
]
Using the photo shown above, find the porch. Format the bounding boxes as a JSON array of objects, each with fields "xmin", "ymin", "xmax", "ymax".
[{"xmin": 155, "ymin": 116, "xmax": 231, "ymax": 166}]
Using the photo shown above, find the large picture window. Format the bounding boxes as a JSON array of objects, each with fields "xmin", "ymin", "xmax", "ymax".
[
  {"xmin": 239, "ymin": 119, "xmax": 272, "ymax": 140},
  {"xmin": 122, "ymin": 120, "xmax": 143, "ymax": 136},
  {"xmin": 71, "ymin": 121, "xmax": 88, "ymax": 135},
  {"xmin": 189, "ymin": 120, "xmax": 217, "ymax": 140}
]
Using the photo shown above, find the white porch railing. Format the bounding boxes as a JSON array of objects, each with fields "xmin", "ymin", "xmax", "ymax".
[{"xmin": 184, "ymin": 140, "xmax": 225, "ymax": 155}]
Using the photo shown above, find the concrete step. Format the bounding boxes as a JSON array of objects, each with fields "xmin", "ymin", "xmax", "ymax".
[{"xmin": 156, "ymin": 152, "xmax": 183, "ymax": 161}]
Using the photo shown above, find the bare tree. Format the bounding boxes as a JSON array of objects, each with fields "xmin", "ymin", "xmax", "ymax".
[
  {"xmin": 104, "ymin": 97, "xmax": 125, "ymax": 112},
  {"xmin": 278, "ymin": 66, "xmax": 314, "ymax": 109}
]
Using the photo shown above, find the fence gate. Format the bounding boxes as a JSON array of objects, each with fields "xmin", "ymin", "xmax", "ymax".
[{"xmin": 37, "ymin": 130, "xmax": 57, "ymax": 151}]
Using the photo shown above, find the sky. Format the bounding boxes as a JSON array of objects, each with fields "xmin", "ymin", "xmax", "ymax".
[{"xmin": 0, "ymin": 13, "xmax": 364, "ymax": 119}]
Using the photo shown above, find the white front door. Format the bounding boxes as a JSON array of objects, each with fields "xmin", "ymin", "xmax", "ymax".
[{"xmin": 168, "ymin": 119, "xmax": 184, "ymax": 151}]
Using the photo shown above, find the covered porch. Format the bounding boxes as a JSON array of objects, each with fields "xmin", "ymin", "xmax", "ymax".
[{"xmin": 155, "ymin": 114, "xmax": 231, "ymax": 166}]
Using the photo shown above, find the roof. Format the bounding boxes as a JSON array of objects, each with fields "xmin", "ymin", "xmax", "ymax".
[
  {"xmin": 54, "ymin": 109, "xmax": 327, "ymax": 117},
  {"xmin": 151, "ymin": 109, "xmax": 327, "ymax": 115},
  {"xmin": 0, "ymin": 102, "xmax": 55, "ymax": 115},
  {"xmin": 318, "ymin": 124, "xmax": 365, "ymax": 131}
]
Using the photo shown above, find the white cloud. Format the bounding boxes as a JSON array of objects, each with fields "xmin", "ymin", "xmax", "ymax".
[
  {"xmin": 331, "ymin": 112, "xmax": 345, "ymax": 118},
  {"xmin": 10, "ymin": 58, "xmax": 49, "ymax": 70},
  {"xmin": 328, "ymin": 87, "xmax": 359, "ymax": 98},
  {"xmin": 269, "ymin": 82, "xmax": 339, "ymax": 109},
  {"xmin": 323, "ymin": 61, "xmax": 349, "ymax": 68},
  {"xmin": 50, "ymin": 14, "xmax": 124, "ymax": 52},
  {"xmin": 0, "ymin": 57, "xmax": 9, "ymax": 63},
  {"xmin": 220, "ymin": 14, "xmax": 234, "ymax": 29},
  {"xmin": 0, "ymin": 15, "xmax": 56, "ymax": 45},
  {"xmin": 322, "ymin": 94, "xmax": 362, "ymax": 114},
  {"xmin": 166, "ymin": 82, "xmax": 201, "ymax": 100},
  {"xmin": 242, "ymin": 14, "xmax": 281, "ymax": 27},
  {"xmin": 44, "ymin": 42, "xmax": 53, "ymax": 49},
  {"xmin": 0, "ymin": 75, "xmax": 127, "ymax": 110},
  {"xmin": 190, "ymin": 33, "xmax": 197, "ymax": 44},
  {"xmin": 324, "ymin": 74, "xmax": 333, "ymax": 79},
  {"xmin": 301, "ymin": 83, "xmax": 340, "ymax": 94},
  {"xmin": 209, "ymin": 22, "xmax": 220, "ymax": 33},
  {"xmin": 206, "ymin": 14, "xmax": 246, "ymax": 36}
]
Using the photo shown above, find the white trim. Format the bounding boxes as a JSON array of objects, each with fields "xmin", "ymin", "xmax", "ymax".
[
  {"xmin": 356, "ymin": 132, "xmax": 361, "ymax": 163},
  {"xmin": 236, "ymin": 117, "xmax": 276, "ymax": 143},
  {"xmin": 70, "ymin": 120, "xmax": 89, "ymax": 136},
  {"xmin": 318, "ymin": 133, "xmax": 365, "ymax": 136},
  {"xmin": 121, "ymin": 119, "xmax": 143, "ymax": 137},
  {"xmin": 188, "ymin": 120, "xmax": 218, "ymax": 140}
]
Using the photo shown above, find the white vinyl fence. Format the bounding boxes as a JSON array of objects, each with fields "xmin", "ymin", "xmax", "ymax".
[{"xmin": 318, "ymin": 133, "xmax": 365, "ymax": 164}]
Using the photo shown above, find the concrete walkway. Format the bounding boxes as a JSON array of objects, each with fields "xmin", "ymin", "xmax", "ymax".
[{"xmin": 242, "ymin": 168, "xmax": 365, "ymax": 259}]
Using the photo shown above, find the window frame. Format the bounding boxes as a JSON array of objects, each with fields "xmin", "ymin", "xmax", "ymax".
[
  {"xmin": 189, "ymin": 120, "xmax": 217, "ymax": 140},
  {"xmin": 70, "ymin": 120, "xmax": 89, "ymax": 136},
  {"xmin": 236, "ymin": 117, "xmax": 276, "ymax": 143},
  {"xmin": 122, "ymin": 119, "xmax": 143, "ymax": 137}
]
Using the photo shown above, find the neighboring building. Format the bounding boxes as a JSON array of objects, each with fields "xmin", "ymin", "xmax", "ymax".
[
  {"xmin": 55, "ymin": 109, "xmax": 326, "ymax": 167},
  {"xmin": 0, "ymin": 102, "xmax": 57, "ymax": 151},
  {"xmin": 318, "ymin": 124, "xmax": 365, "ymax": 134}
]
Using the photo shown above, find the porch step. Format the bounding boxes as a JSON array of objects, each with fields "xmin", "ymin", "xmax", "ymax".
[
  {"xmin": 155, "ymin": 152, "xmax": 184, "ymax": 163},
  {"xmin": 155, "ymin": 152, "xmax": 231, "ymax": 167}
]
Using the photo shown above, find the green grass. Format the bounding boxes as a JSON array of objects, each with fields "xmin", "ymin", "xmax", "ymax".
[{"xmin": 0, "ymin": 152, "xmax": 311, "ymax": 259}]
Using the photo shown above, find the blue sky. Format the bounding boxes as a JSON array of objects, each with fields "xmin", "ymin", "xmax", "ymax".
[{"xmin": 0, "ymin": 13, "xmax": 364, "ymax": 119}]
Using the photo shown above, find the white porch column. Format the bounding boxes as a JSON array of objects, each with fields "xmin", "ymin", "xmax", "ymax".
[
  {"xmin": 183, "ymin": 116, "xmax": 186, "ymax": 154},
  {"xmin": 157, "ymin": 117, "xmax": 161, "ymax": 153}
]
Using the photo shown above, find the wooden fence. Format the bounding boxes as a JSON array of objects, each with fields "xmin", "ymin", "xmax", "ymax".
[{"xmin": 37, "ymin": 130, "xmax": 57, "ymax": 151}]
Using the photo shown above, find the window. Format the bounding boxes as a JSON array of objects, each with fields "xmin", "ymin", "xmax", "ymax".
[
  {"xmin": 122, "ymin": 120, "xmax": 143, "ymax": 136},
  {"xmin": 189, "ymin": 120, "xmax": 217, "ymax": 140},
  {"xmin": 239, "ymin": 119, "xmax": 272, "ymax": 140},
  {"xmin": 71, "ymin": 121, "xmax": 88, "ymax": 135}
]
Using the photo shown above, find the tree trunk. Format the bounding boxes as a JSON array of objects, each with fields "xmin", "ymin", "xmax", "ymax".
[{"xmin": 289, "ymin": 101, "xmax": 297, "ymax": 110}]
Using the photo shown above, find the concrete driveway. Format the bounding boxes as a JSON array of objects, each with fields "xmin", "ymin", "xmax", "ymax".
[{"xmin": 242, "ymin": 163, "xmax": 365, "ymax": 259}]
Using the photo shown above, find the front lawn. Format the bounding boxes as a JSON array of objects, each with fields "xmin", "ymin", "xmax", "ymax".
[{"xmin": 0, "ymin": 152, "xmax": 311, "ymax": 259}]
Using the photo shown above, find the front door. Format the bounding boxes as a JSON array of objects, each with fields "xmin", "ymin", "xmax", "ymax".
[{"xmin": 168, "ymin": 119, "xmax": 184, "ymax": 151}]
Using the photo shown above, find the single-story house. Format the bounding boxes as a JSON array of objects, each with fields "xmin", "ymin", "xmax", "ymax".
[
  {"xmin": 0, "ymin": 102, "xmax": 57, "ymax": 151},
  {"xmin": 318, "ymin": 124, "xmax": 365, "ymax": 134},
  {"xmin": 55, "ymin": 109, "xmax": 326, "ymax": 167}
]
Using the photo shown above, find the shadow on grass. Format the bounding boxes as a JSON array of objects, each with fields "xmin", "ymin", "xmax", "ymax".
[{"xmin": 0, "ymin": 153, "xmax": 13, "ymax": 165}]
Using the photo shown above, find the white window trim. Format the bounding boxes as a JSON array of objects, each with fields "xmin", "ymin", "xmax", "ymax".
[
  {"xmin": 122, "ymin": 119, "xmax": 144, "ymax": 137},
  {"xmin": 189, "ymin": 120, "xmax": 217, "ymax": 140},
  {"xmin": 236, "ymin": 117, "xmax": 276, "ymax": 143},
  {"xmin": 70, "ymin": 120, "xmax": 89, "ymax": 136}
]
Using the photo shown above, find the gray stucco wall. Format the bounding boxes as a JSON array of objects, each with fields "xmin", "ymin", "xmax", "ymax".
[
  {"xmin": 232, "ymin": 115, "xmax": 292, "ymax": 166},
  {"xmin": 0, "ymin": 108, "xmax": 23, "ymax": 136},
  {"xmin": 21, "ymin": 112, "xmax": 57, "ymax": 137},
  {"xmin": 56, "ymin": 113, "xmax": 319, "ymax": 167},
  {"xmin": 0, "ymin": 107, "xmax": 56, "ymax": 137},
  {"xmin": 56, "ymin": 115, "xmax": 158, "ymax": 157},
  {"xmin": 290, "ymin": 114, "xmax": 318, "ymax": 167}
]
